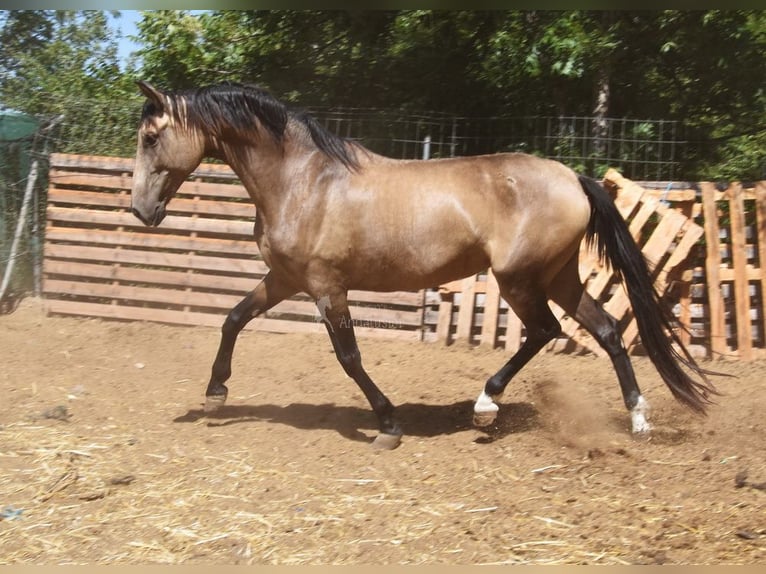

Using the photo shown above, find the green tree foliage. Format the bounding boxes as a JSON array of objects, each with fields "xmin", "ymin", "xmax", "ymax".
[
  {"xmin": 1, "ymin": 9, "xmax": 764, "ymax": 179},
  {"xmin": 610, "ymin": 11, "xmax": 766, "ymax": 180},
  {"xmin": 0, "ymin": 10, "xmax": 138, "ymax": 156}
]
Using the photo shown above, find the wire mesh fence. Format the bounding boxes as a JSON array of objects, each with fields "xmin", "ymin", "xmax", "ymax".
[
  {"xmin": 0, "ymin": 111, "xmax": 48, "ymax": 307},
  {"xmin": 1, "ymin": 92, "xmax": 687, "ymax": 306},
  {"xmin": 309, "ymin": 107, "xmax": 683, "ymax": 181}
]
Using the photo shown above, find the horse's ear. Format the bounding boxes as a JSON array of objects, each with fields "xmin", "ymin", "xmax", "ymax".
[{"xmin": 137, "ymin": 81, "xmax": 165, "ymax": 112}]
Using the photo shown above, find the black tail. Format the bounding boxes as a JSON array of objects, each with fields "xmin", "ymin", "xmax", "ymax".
[{"xmin": 578, "ymin": 174, "xmax": 719, "ymax": 414}]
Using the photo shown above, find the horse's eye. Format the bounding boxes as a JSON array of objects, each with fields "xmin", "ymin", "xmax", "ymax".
[{"xmin": 143, "ymin": 132, "xmax": 159, "ymax": 148}]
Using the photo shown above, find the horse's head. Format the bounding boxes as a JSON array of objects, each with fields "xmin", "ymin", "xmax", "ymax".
[{"xmin": 131, "ymin": 81, "xmax": 205, "ymax": 226}]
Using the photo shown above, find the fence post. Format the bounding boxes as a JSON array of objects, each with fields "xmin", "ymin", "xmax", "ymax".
[
  {"xmin": 728, "ymin": 183, "xmax": 752, "ymax": 359},
  {"xmin": 700, "ymin": 182, "xmax": 727, "ymax": 357},
  {"xmin": 419, "ymin": 135, "xmax": 432, "ymax": 341},
  {"xmin": 756, "ymin": 182, "xmax": 766, "ymax": 345}
]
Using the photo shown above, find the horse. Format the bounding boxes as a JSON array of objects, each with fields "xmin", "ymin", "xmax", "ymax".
[{"xmin": 130, "ymin": 81, "xmax": 718, "ymax": 449}]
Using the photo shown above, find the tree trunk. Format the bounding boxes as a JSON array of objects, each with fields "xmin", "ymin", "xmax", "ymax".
[{"xmin": 592, "ymin": 64, "xmax": 610, "ymax": 169}]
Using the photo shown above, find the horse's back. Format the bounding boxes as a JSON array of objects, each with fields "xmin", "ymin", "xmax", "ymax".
[
  {"xmin": 387, "ymin": 152, "xmax": 591, "ymax": 284},
  {"xmin": 323, "ymin": 152, "xmax": 591, "ymax": 291}
]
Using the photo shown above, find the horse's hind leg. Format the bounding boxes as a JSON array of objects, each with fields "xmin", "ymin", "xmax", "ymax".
[
  {"xmin": 548, "ymin": 256, "xmax": 650, "ymax": 433},
  {"xmin": 204, "ymin": 272, "xmax": 296, "ymax": 412},
  {"xmin": 474, "ymin": 276, "xmax": 562, "ymax": 426},
  {"xmin": 319, "ymin": 290, "xmax": 402, "ymax": 450}
]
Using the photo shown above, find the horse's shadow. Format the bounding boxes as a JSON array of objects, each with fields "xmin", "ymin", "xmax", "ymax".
[{"xmin": 173, "ymin": 400, "xmax": 541, "ymax": 445}]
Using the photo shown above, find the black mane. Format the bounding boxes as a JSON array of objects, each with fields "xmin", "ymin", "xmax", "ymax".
[{"xmin": 149, "ymin": 83, "xmax": 361, "ymax": 171}]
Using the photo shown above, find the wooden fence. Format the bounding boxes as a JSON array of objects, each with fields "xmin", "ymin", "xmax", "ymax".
[
  {"xmin": 43, "ymin": 154, "xmax": 425, "ymax": 341},
  {"xmin": 42, "ymin": 154, "xmax": 766, "ymax": 360}
]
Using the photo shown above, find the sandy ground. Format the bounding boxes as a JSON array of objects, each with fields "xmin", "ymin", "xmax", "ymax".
[{"xmin": 0, "ymin": 298, "xmax": 764, "ymax": 565}]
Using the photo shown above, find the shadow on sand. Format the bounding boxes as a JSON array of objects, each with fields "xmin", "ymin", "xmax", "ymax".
[{"xmin": 174, "ymin": 400, "xmax": 542, "ymax": 445}]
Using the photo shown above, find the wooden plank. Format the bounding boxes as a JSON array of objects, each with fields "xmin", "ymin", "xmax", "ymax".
[
  {"xmin": 455, "ymin": 275, "xmax": 477, "ymax": 342},
  {"xmin": 42, "ymin": 279, "xmax": 423, "ymax": 327},
  {"xmin": 426, "ymin": 305, "xmax": 521, "ymax": 332},
  {"xmin": 716, "ymin": 266, "xmax": 762, "ymax": 282},
  {"xmin": 50, "ymin": 171, "xmax": 133, "ymax": 191},
  {"xmin": 439, "ymin": 278, "xmax": 489, "ymax": 295},
  {"xmin": 50, "ymin": 153, "xmax": 240, "ymax": 181},
  {"xmin": 45, "ymin": 227, "xmax": 259, "ymax": 257},
  {"xmin": 173, "ymin": 180, "xmax": 248, "ymax": 199},
  {"xmin": 480, "ymin": 270, "xmax": 501, "ymax": 347},
  {"xmin": 50, "ymin": 154, "xmax": 135, "ymax": 172},
  {"xmin": 45, "ymin": 243, "xmax": 270, "ymax": 276},
  {"xmin": 43, "ymin": 279, "xmax": 244, "ymax": 310},
  {"xmin": 48, "ymin": 187, "xmax": 130, "ymax": 207},
  {"xmin": 347, "ymin": 289, "xmax": 423, "ymax": 308},
  {"xmin": 341, "ymin": 305, "xmax": 423, "ymax": 328},
  {"xmin": 43, "ymin": 258, "xmax": 423, "ymax": 309},
  {"xmin": 756, "ymin": 183, "xmax": 766, "ymax": 345},
  {"xmin": 653, "ymin": 221, "xmax": 705, "ymax": 292},
  {"xmin": 728, "ymin": 183, "xmax": 752, "ymax": 359},
  {"xmin": 436, "ymin": 294, "xmax": 454, "ymax": 344},
  {"xmin": 600, "ymin": 211, "xmax": 685, "ymax": 349},
  {"xmin": 43, "ymin": 299, "xmax": 421, "ymax": 341},
  {"xmin": 582, "ymin": 265, "xmax": 615, "ymax": 301},
  {"xmin": 677, "ymin": 274, "xmax": 693, "ymax": 348},
  {"xmin": 46, "ymin": 206, "xmax": 255, "ymax": 236},
  {"xmin": 604, "ymin": 169, "xmax": 644, "ymax": 218},
  {"xmin": 655, "ymin": 222, "xmax": 704, "ymax": 349},
  {"xmin": 639, "ymin": 208, "xmax": 687, "ymax": 269},
  {"xmin": 44, "ymin": 259, "xmax": 258, "ymax": 292},
  {"xmin": 627, "ymin": 199, "xmax": 658, "ymax": 243},
  {"xmin": 700, "ymin": 182, "xmax": 727, "ymax": 357},
  {"xmin": 332, "ymin": 300, "xmax": 422, "ymax": 327},
  {"xmin": 49, "ymin": 171, "xmax": 249, "ymax": 199},
  {"xmin": 640, "ymin": 189, "xmax": 698, "ymax": 202},
  {"xmin": 47, "ymin": 191, "xmax": 256, "ymax": 219},
  {"xmin": 620, "ymin": 221, "xmax": 704, "ymax": 350}
]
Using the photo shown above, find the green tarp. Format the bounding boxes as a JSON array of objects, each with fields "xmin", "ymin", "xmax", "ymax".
[
  {"xmin": 0, "ymin": 110, "xmax": 40, "ymax": 295},
  {"xmin": 0, "ymin": 109, "xmax": 39, "ymax": 142}
]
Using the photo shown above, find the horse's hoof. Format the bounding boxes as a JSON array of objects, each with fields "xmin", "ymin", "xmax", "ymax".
[
  {"xmin": 372, "ymin": 432, "xmax": 402, "ymax": 450},
  {"xmin": 473, "ymin": 411, "xmax": 497, "ymax": 427},
  {"xmin": 630, "ymin": 395, "xmax": 651, "ymax": 435},
  {"xmin": 204, "ymin": 394, "xmax": 227, "ymax": 413},
  {"xmin": 473, "ymin": 390, "xmax": 499, "ymax": 427}
]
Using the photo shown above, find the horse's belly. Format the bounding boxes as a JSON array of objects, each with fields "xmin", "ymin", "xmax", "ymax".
[{"xmin": 347, "ymin": 242, "xmax": 490, "ymax": 292}]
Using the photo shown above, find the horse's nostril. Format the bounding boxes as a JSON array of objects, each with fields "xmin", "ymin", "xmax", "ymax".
[{"xmin": 131, "ymin": 207, "xmax": 149, "ymax": 226}]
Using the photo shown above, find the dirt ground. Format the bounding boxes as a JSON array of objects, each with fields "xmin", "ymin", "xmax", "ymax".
[{"xmin": 0, "ymin": 298, "xmax": 764, "ymax": 565}]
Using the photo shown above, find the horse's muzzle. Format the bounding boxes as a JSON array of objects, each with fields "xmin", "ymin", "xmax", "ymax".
[{"xmin": 131, "ymin": 204, "xmax": 166, "ymax": 227}]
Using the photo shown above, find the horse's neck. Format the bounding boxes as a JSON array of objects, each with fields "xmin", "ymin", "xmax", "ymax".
[
  {"xmin": 216, "ymin": 125, "xmax": 364, "ymax": 222},
  {"xmin": 219, "ymin": 138, "xmax": 308, "ymax": 221}
]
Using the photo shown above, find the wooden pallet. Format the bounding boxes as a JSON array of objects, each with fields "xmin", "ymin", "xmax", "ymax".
[
  {"xmin": 43, "ymin": 154, "xmax": 424, "ymax": 340},
  {"xmin": 435, "ymin": 169, "xmax": 705, "ymax": 357}
]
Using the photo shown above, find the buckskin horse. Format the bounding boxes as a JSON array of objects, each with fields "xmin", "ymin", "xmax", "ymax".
[{"xmin": 130, "ymin": 81, "xmax": 717, "ymax": 449}]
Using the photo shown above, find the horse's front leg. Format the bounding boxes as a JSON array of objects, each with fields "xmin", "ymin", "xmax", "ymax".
[
  {"xmin": 319, "ymin": 291, "xmax": 402, "ymax": 450},
  {"xmin": 204, "ymin": 272, "xmax": 296, "ymax": 412}
]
